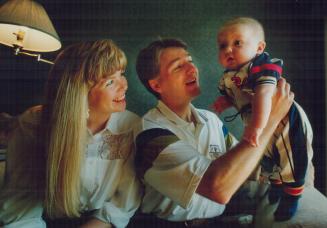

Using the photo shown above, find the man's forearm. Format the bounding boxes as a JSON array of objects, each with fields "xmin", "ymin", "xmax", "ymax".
[{"xmin": 198, "ymin": 116, "xmax": 279, "ymax": 204}]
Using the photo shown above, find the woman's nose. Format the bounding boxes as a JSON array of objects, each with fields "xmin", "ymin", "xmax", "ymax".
[{"xmin": 119, "ymin": 76, "xmax": 128, "ymax": 91}]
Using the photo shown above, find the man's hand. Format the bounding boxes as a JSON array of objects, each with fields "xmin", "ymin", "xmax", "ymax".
[
  {"xmin": 243, "ymin": 126, "xmax": 263, "ymax": 147},
  {"xmin": 80, "ymin": 218, "xmax": 112, "ymax": 228}
]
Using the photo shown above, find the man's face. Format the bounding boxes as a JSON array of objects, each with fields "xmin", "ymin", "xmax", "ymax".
[{"xmin": 150, "ymin": 47, "xmax": 200, "ymax": 107}]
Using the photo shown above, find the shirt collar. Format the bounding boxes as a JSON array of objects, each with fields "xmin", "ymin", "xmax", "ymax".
[
  {"xmin": 87, "ymin": 112, "xmax": 121, "ymax": 139},
  {"xmin": 224, "ymin": 61, "xmax": 252, "ymax": 74},
  {"xmin": 157, "ymin": 100, "xmax": 205, "ymax": 127}
]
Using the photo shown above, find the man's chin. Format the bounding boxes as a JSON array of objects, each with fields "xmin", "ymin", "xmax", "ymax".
[{"xmin": 189, "ymin": 88, "xmax": 201, "ymax": 99}]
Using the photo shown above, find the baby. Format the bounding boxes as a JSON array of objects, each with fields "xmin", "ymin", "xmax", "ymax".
[{"xmin": 214, "ymin": 17, "xmax": 313, "ymax": 221}]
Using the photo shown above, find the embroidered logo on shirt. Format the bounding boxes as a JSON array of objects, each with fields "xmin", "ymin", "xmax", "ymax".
[
  {"xmin": 209, "ymin": 144, "xmax": 224, "ymax": 159},
  {"xmin": 100, "ymin": 131, "xmax": 133, "ymax": 160}
]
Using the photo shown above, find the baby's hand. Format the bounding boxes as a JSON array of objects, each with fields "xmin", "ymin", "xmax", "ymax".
[
  {"xmin": 212, "ymin": 96, "xmax": 233, "ymax": 114},
  {"xmin": 243, "ymin": 127, "xmax": 263, "ymax": 147}
]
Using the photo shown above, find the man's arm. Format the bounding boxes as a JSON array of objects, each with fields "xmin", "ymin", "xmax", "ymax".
[{"xmin": 197, "ymin": 78, "xmax": 293, "ymax": 204}]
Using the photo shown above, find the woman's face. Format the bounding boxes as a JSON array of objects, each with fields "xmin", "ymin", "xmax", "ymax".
[{"xmin": 88, "ymin": 69, "xmax": 128, "ymax": 117}]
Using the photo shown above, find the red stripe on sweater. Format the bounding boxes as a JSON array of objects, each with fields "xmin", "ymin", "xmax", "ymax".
[{"xmin": 250, "ymin": 64, "xmax": 282, "ymax": 75}]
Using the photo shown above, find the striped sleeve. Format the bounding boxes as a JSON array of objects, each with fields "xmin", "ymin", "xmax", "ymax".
[
  {"xmin": 248, "ymin": 52, "xmax": 283, "ymax": 89},
  {"xmin": 135, "ymin": 128, "xmax": 179, "ymax": 179},
  {"xmin": 135, "ymin": 128, "xmax": 212, "ymax": 208}
]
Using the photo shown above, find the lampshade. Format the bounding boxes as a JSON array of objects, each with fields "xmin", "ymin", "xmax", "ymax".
[{"xmin": 0, "ymin": 0, "xmax": 61, "ymax": 52}]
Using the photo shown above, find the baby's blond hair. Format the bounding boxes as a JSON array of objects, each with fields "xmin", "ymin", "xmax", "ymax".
[{"xmin": 218, "ymin": 17, "xmax": 265, "ymax": 41}]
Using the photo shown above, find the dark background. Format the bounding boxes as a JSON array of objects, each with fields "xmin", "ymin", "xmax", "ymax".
[{"xmin": 0, "ymin": 0, "xmax": 326, "ymax": 194}]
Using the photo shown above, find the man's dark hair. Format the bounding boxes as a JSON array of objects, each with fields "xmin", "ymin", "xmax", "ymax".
[{"xmin": 136, "ymin": 38, "xmax": 188, "ymax": 98}]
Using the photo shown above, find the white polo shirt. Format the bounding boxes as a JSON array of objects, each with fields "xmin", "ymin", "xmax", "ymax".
[{"xmin": 138, "ymin": 101, "xmax": 238, "ymax": 221}]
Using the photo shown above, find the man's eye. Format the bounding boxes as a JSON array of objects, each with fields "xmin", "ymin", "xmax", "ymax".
[
  {"xmin": 174, "ymin": 65, "xmax": 182, "ymax": 71},
  {"xmin": 106, "ymin": 79, "xmax": 114, "ymax": 86}
]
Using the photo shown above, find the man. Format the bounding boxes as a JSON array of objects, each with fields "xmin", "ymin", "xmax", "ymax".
[{"xmin": 134, "ymin": 38, "xmax": 293, "ymax": 227}]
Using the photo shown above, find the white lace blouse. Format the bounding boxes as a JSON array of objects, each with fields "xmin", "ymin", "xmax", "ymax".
[{"xmin": 0, "ymin": 106, "xmax": 141, "ymax": 228}]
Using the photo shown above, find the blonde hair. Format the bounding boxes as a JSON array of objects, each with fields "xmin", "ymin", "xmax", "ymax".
[
  {"xmin": 218, "ymin": 17, "xmax": 265, "ymax": 41},
  {"xmin": 43, "ymin": 40, "xmax": 127, "ymax": 218}
]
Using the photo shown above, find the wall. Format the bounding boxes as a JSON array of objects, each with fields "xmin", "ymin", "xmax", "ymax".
[
  {"xmin": 0, "ymin": 0, "xmax": 325, "ymax": 193},
  {"xmin": 325, "ymin": 17, "xmax": 327, "ymax": 196}
]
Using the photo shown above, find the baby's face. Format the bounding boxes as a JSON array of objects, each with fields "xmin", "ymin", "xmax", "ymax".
[{"xmin": 218, "ymin": 24, "xmax": 263, "ymax": 70}]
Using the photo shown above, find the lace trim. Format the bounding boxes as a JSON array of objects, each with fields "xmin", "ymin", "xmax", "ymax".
[{"xmin": 99, "ymin": 130, "xmax": 133, "ymax": 160}]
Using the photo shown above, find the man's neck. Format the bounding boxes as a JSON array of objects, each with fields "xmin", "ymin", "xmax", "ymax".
[{"xmin": 161, "ymin": 99, "xmax": 193, "ymax": 123}]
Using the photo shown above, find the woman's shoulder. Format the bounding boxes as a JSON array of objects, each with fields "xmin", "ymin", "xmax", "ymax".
[{"xmin": 109, "ymin": 110, "xmax": 141, "ymax": 134}]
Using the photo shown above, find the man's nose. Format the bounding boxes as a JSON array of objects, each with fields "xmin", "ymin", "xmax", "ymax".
[{"xmin": 187, "ymin": 63, "xmax": 197, "ymax": 74}]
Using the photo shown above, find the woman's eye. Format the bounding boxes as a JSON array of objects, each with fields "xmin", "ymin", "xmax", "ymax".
[{"xmin": 106, "ymin": 79, "xmax": 114, "ymax": 86}]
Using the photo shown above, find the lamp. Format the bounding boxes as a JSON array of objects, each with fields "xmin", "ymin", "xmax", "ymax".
[{"xmin": 0, "ymin": 0, "xmax": 61, "ymax": 64}]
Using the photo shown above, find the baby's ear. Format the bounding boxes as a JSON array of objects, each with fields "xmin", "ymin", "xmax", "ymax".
[{"xmin": 257, "ymin": 41, "xmax": 266, "ymax": 54}]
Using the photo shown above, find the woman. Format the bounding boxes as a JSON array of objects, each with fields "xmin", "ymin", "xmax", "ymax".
[{"xmin": 0, "ymin": 40, "xmax": 141, "ymax": 228}]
